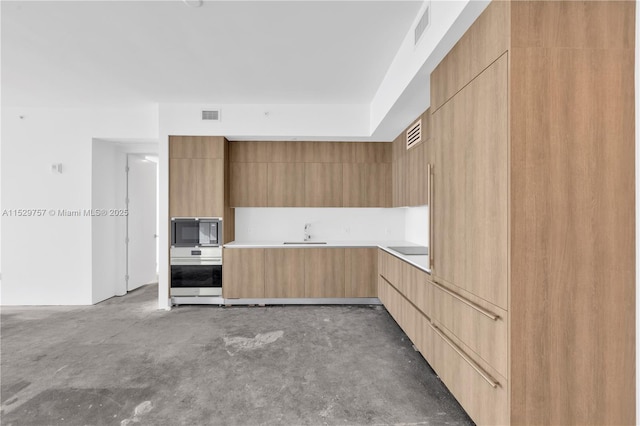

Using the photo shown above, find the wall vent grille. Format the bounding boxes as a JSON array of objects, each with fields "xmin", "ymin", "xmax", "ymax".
[
  {"xmin": 202, "ymin": 110, "xmax": 220, "ymax": 121},
  {"xmin": 406, "ymin": 119, "xmax": 422, "ymax": 149},
  {"xmin": 414, "ymin": 3, "xmax": 430, "ymax": 45}
]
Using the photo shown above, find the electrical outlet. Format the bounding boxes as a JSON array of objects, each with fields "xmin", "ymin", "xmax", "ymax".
[{"xmin": 345, "ymin": 227, "xmax": 351, "ymax": 234}]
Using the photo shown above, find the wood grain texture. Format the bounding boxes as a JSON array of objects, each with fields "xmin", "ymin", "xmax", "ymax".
[
  {"xmin": 345, "ymin": 248, "xmax": 377, "ymax": 297},
  {"xmin": 223, "ymin": 138, "xmax": 235, "ymax": 243},
  {"xmin": 169, "ymin": 158, "xmax": 194, "ymax": 217},
  {"xmin": 264, "ymin": 249, "xmax": 305, "ymax": 298},
  {"xmin": 305, "ymin": 163, "xmax": 343, "ymax": 207},
  {"xmin": 402, "ymin": 262, "xmax": 431, "ymax": 320},
  {"xmin": 509, "ymin": 2, "xmax": 635, "ymax": 424},
  {"xmin": 223, "ymin": 248, "xmax": 265, "ymax": 298},
  {"xmin": 429, "ymin": 279, "xmax": 508, "ymax": 380},
  {"xmin": 429, "ymin": 318, "xmax": 509, "ymax": 426},
  {"xmin": 169, "ymin": 136, "xmax": 225, "ymax": 159},
  {"xmin": 228, "ymin": 141, "xmax": 270, "ymax": 163},
  {"xmin": 432, "ymin": 54, "xmax": 508, "ymax": 310},
  {"xmin": 304, "ymin": 248, "xmax": 345, "ymax": 298},
  {"xmin": 302, "ymin": 142, "xmax": 352, "ymax": 163},
  {"xmin": 267, "ymin": 163, "xmax": 305, "ymax": 207},
  {"xmin": 229, "ymin": 163, "xmax": 268, "ymax": 207},
  {"xmin": 348, "ymin": 142, "xmax": 392, "ymax": 164},
  {"xmin": 430, "ymin": 0, "xmax": 509, "ymax": 113},
  {"xmin": 192, "ymin": 159, "xmax": 224, "ymax": 217},
  {"xmin": 342, "ymin": 163, "xmax": 391, "ymax": 208}
]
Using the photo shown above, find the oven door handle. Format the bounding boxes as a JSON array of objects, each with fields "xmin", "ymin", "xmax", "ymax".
[{"xmin": 170, "ymin": 258, "xmax": 222, "ymax": 266}]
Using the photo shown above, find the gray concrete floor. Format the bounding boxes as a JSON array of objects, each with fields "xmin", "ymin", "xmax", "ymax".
[{"xmin": 1, "ymin": 284, "xmax": 473, "ymax": 425}]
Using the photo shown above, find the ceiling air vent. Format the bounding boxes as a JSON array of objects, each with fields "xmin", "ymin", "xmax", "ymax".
[
  {"xmin": 202, "ymin": 110, "xmax": 220, "ymax": 121},
  {"xmin": 406, "ymin": 118, "xmax": 422, "ymax": 149},
  {"xmin": 414, "ymin": 3, "xmax": 430, "ymax": 45}
]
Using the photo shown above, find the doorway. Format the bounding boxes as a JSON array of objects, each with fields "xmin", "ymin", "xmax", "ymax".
[{"xmin": 126, "ymin": 154, "xmax": 158, "ymax": 291}]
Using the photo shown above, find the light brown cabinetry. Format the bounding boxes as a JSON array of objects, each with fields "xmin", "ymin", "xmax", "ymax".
[
  {"xmin": 223, "ymin": 248, "xmax": 265, "ymax": 299},
  {"xmin": 225, "ymin": 247, "xmax": 376, "ymax": 299},
  {"xmin": 345, "ymin": 248, "xmax": 377, "ymax": 298},
  {"xmin": 426, "ymin": 1, "xmax": 635, "ymax": 424},
  {"xmin": 229, "ymin": 163, "xmax": 268, "ymax": 207},
  {"xmin": 304, "ymin": 248, "xmax": 345, "ymax": 298},
  {"xmin": 432, "ymin": 53, "xmax": 508, "ymax": 309},
  {"xmin": 392, "ymin": 109, "xmax": 431, "ymax": 207},
  {"xmin": 267, "ymin": 163, "xmax": 305, "ymax": 207},
  {"xmin": 305, "ymin": 163, "xmax": 343, "ymax": 207},
  {"xmin": 264, "ymin": 249, "xmax": 305, "ymax": 298},
  {"xmin": 228, "ymin": 141, "xmax": 391, "ymax": 207},
  {"xmin": 342, "ymin": 163, "xmax": 391, "ymax": 207},
  {"xmin": 169, "ymin": 137, "xmax": 227, "ymax": 219}
]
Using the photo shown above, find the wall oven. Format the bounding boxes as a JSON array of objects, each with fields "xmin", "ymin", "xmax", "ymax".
[
  {"xmin": 170, "ymin": 247, "xmax": 222, "ymax": 297},
  {"xmin": 171, "ymin": 217, "xmax": 222, "ymax": 247}
]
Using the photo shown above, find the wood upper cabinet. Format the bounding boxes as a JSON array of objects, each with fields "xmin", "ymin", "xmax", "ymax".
[
  {"xmin": 223, "ymin": 248, "xmax": 265, "ymax": 298},
  {"xmin": 169, "ymin": 136, "xmax": 226, "ymax": 217},
  {"xmin": 305, "ymin": 163, "xmax": 343, "ymax": 207},
  {"xmin": 432, "ymin": 53, "xmax": 508, "ymax": 310},
  {"xmin": 229, "ymin": 163, "xmax": 268, "ymax": 207},
  {"xmin": 170, "ymin": 136, "xmax": 225, "ymax": 159},
  {"xmin": 343, "ymin": 163, "xmax": 391, "ymax": 208},
  {"xmin": 345, "ymin": 248, "xmax": 377, "ymax": 297},
  {"xmin": 268, "ymin": 163, "xmax": 305, "ymax": 207},
  {"xmin": 264, "ymin": 249, "xmax": 305, "ymax": 298},
  {"xmin": 304, "ymin": 248, "xmax": 345, "ymax": 298}
]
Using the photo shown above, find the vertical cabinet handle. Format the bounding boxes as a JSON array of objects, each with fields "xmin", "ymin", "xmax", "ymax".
[{"xmin": 428, "ymin": 163, "xmax": 434, "ymax": 270}]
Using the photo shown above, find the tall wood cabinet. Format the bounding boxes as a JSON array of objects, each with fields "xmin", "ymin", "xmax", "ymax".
[
  {"xmin": 169, "ymin": 136, "xmax": 234, "ymax": 242},
  {"xmin": 426, "ymin": 1, "xmax": 635, "ymax": 424}
]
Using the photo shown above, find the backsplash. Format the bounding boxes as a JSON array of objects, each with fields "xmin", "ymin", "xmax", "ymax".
[
  {"xmin": 234, "ymin": 208, "xmax": 406, "ymax": 242},
  {"xmin": 405, "ymin": 205, "xmax": 428, "ymax": 246}
]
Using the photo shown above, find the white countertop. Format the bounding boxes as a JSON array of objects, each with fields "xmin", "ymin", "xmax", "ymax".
[{"xmin": 224, "ymin": 240, "xmax": 431, "ymax": 274}]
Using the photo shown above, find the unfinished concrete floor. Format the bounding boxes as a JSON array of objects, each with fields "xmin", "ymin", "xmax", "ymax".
[{"xmin": 1, "ymin": 284, "xmax": 473, "ymax": 425}]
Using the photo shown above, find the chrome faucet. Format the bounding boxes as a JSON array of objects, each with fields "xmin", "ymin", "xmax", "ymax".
[{"xmin": 304, "ymin": 223, "xmax": 311, "ymax": 241}]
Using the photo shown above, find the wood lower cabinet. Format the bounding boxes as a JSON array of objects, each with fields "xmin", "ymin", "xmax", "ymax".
[
  {"xmin": 345, "ymin": 248, "xmax": 377, "ymax": 297},
  {"xmin": 223, "ymin": 248, "xmax": 265, "ymax": 298},
  {"xmin": 428, "ymin": 319, "xmax": 508, "ymax": 426},
  {"xmin": 225, "ymin": 247, "xmax": 375, "ymax": 299},
  {"xmin": 264, "ymin": 249, "xmax": 305, "ymax": 298},
  {"xmin": 304, "ymin": 248, "xmax": 345, "ymax": 298}
]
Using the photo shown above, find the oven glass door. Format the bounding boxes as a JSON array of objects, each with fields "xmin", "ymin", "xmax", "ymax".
[
  {"xmin": 172, "ymin": 220, "xmax": 200, "ymax": 247},
  {"xmin": 171, "ymin": 264, "xmax": 222, "ymax": 288}
]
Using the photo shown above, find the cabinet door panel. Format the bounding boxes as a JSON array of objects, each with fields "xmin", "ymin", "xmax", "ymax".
[
  {"xmin": 343, "ymin": 163, "xmax": 391, "ymax": 207},
  {"xmin": 264, "ymin": 249, "xmax": 305, "ymax": 298},
  {"xmin": 170, "ymin": 136, "xmax": 224, "ymax": 159},
  {"xmin": 223, "ymin": 249, "xmax": 265, "ymax": 298},
  {"xmin": 305, "ymin": 163, "xmax": 343, "ymax": 207},
  {"xmin": 432, "ymin": 54, "xmax": 508, "ymax": 309},
  {"xmin": 268, "ymin": 163, "xmax": 305, "ymax": 207},
  {"xmin": 193, "ymin": 159, "xmax": 224, "ymax": 217},
  {"xmin": 230, "ymin": 163, "xmax": 268, "ymax": 207},
  {"xmin": 169, "ymin": 159, "xmax": 195, "ymax": 217},
  {"xmin": 304, "ymin": 248, "xmax": 345, "ymax": 298},
  {"xmin": 345, "ymin": 248, "xmax": 377, "ymax": 297}
]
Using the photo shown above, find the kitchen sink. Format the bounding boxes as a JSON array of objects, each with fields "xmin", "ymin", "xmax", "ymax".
[{"xmin": 283, "ymin": 241, "xmax": 327, "ymax": 245}]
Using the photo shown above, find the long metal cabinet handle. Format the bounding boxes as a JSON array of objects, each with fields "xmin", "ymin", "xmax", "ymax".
[
  {"xmin": 428, "ymin": 163, "xmax": 434, "ymax": 269},
  {"xmin": 431, "ymin": 280, "xmax": 500, "ymax": 321},
  {"xmin": 430, "ymin": 322, "xmax": 500, "ymax": 389}
]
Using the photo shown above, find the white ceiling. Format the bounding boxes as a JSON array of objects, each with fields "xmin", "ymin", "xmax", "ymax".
[{"xmin": 2, "ymin": 0, "xmax": 423, "ymax": 107}]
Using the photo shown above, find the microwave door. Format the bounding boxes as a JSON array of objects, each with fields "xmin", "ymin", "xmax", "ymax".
[{"xmin": 199, "ymin": 222, "xmax": 214, "ymax": 245}]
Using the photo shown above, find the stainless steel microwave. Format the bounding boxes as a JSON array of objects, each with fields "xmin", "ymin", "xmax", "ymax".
[{"xmin": 171, "ymin": 217, "xmax": 222, "ymax": 247}]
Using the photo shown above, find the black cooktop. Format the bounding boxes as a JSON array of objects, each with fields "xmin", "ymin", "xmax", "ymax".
[{"xmin": 388, "ymin": 246, "xmax": 429, "ymax": 256}]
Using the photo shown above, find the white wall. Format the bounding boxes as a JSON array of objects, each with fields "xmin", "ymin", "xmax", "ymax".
[
  {"xmin": 234, "ymin": 208, "xmax": 406, "ymax": 243},
  {"xmin": 404, "ymin": 205, "xmax": 428, "ymax": 247},
  {"xmin": 1, "ymin": 106, "xmax": 158, "ymax": 305},
  {"xmin": 91, "ymin": 139, "xmax": 122, "ymax": 304}
]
